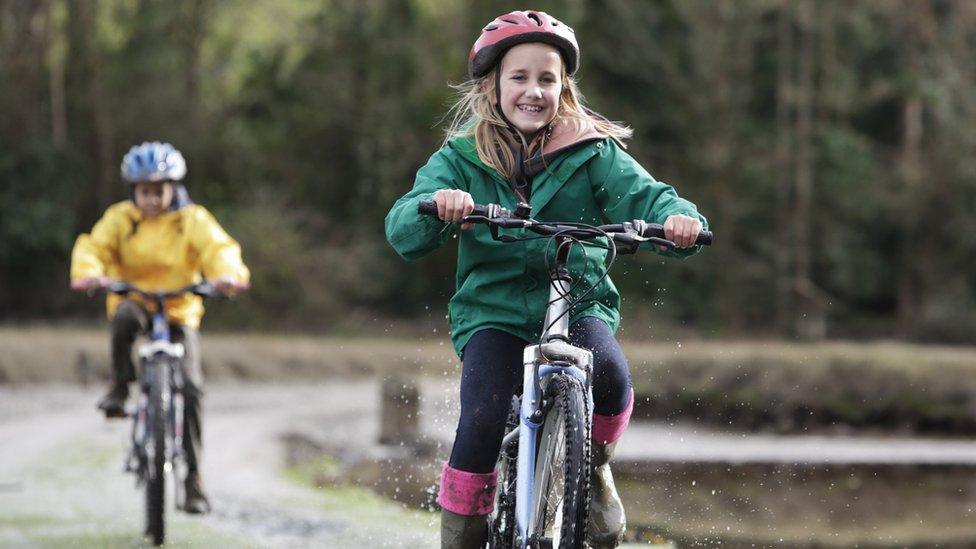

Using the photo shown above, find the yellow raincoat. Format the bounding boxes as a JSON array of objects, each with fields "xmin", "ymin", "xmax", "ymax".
[{"xmin": 70, "ymin": 200, "xmax": 250, "ymax": 328}]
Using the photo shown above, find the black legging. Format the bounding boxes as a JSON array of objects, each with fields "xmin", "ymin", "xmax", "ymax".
[{"xmin": 448, "ymin": 316, "xmax": 632, "ymax": 473}]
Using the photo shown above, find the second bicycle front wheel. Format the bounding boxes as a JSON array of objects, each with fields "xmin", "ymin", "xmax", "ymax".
[
  {"xmin": 528, "ymin": 374, "xmax": 590, "ymax": 548},
  {"xmin": 144, "ymin": 361, "xmax": 167, "ymax": 546}
]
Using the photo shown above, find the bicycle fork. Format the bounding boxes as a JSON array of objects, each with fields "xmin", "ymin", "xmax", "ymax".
[{"xmin": 513, "ymin": 274, "xmax": 595, "ymax": 545}]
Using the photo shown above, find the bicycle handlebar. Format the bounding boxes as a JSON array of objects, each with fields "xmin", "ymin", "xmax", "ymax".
[
  {"xmin": 418, "ymin": 200, "xmax": 713, "ymax": 247},
  {"xmin": 103, "ymin": 281, "xmax": 218, "ymax": 300}
]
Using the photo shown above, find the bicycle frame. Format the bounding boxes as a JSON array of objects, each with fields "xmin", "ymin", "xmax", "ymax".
[
  {"xmin": 128, "ymin": 298, "xmax": 187, "ymax": 502},
  {"xmin": 510, "ymin": 238, "xmax": 595, "ymax": 545}
]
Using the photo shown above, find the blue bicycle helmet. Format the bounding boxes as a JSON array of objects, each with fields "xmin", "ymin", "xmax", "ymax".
[{"xmin": 120, "ymin": 141, "xmax": 187, "ymax": 183}]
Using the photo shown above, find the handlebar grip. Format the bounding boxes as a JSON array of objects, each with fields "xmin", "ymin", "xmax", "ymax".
[
  {"xmin": 418, "ymin": 200, "xmax": 491, "ymax": 218},
  {"xmin": 418, "ymin": 200, "xmax": 439, "ymax": 216},
  {"xmin": 642, "ymin": 224, "xmax": 713, "ymax": 246}
]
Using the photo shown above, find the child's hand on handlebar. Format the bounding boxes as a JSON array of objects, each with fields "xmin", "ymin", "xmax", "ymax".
[
  {"xmin": 662, "ymin": 214, "xmax": 704, "ymax": 249},
  {"xmin": 70, "ymin": 276, "xmax": 113, "ymax": 292},
  {"xmin": 433, "ymin": 189, "xmax": 475, "ymax": 230},
  {"xmin": 212, "ymin": 275, "xmax": 249, "ymax": 294}
]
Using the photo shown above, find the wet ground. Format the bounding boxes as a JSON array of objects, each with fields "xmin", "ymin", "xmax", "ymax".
[
  {"xmin": 3, "ymin": 380, "xmax": 976, "ymax": 547},
  {"xmin": 0, "ymin": 381, "xmax": 439, "ymax": 547}
]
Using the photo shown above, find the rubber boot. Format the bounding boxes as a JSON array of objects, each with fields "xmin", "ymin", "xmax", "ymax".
[
  {"xmin": 96, "ymin": 382, "xmax": 129, "ymax": 418},
  {"xmin": 587, "ymin": 442, "xmax": 626, "ymax": 548},
  {"xmin": 440, "ymin": 508, "xmax": 487, "ymax": 549},
  {"xmin": 183, "ymin": 472, "xmax": 211, "ymax": 515}
]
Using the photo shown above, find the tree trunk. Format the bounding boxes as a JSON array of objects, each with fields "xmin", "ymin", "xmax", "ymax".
[
  {"xmin": 894, "ymin": 1, "xmax": 931, "ymax": 337},
  {"xmin": 77, "ymin": 0, "xmax": 114, "ymax": 207},
  {"xmin": 895, "ymin": 97, "xmax": 923, "ymax": 336},
  {"xmin": 791, "ymin": 0, "xmax": 824, "ymax": 339},
  {"xmin": 0, "ymin": 0, "xmax": 49, "ymax": 140},
  {"xmin": 774, "ymin": 0, "xmax": 794, "ymax": 335},
  {"xmin": 182, "ymin": 0, "xmax": 207, "ymax": 100},
  {"xmin": 47, "ymin": 0, "xmax": 67, "ymax": 150}
]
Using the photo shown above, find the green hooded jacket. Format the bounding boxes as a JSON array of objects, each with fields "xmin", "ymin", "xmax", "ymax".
[{"xmin": 385, "ymin": 135, "xmax": 707, "ymax": 357}]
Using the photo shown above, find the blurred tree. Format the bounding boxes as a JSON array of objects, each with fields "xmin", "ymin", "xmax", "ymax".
[{"xmin": 0, "ymin": 0, "xmax": 973, "ymax": 341}]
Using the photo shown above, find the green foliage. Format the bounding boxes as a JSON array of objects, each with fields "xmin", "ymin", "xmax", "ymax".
[
  {"xmin": 0, "ymin": 0, "xmax": 974, "ymax": 340},
  {"xmin": 629, "ymin": 341, "xmax": 976, "ymax": 434},
  {"xmin": 0, "ymin": 142, "xmax": 80, "ymax": 316}
]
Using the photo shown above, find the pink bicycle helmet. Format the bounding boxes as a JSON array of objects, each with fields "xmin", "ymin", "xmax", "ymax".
[{"xmin": 468, "ymin": 10, "xmax": 580, "ymax": 79}]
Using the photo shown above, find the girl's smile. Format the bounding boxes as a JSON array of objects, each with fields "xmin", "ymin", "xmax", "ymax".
[{"xmin": 497, "ymin": 43, "xmax": 563, "ymax": 138}]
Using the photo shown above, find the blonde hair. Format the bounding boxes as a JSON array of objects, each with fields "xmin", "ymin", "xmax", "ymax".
[{"xmin": 443, "ymin": 63, "xmax": 633, "ymax": 180}]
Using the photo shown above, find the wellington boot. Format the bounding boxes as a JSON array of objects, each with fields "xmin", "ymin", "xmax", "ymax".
[
  {"xmin": 440, "ymin": 508, "xmax": 487, "ymax": 549},
  {"xmin": 96, "ymin": 382, "xmax": 129, "ymax": 419},
  {"xmin": 183, "ymin": 473, "xmax": 211, "ymax": 515},
  {"xmin": 587, "ymin": 442, "xmax": 626, "ymax": 548}
]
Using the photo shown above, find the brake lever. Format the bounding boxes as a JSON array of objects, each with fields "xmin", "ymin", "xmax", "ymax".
[
  {"xmin": 612, "ymin": 233, "xmax": 642, "ymax": 255},
  {"xmin": 193, "ymin": 281, "xmax": 217, "ymax": 298},
  {"xmin": 460, "ymin": 214, "xmax": 491, "ymax": 225},
  {"xmin": 646, "ymin": 236, "xmax": 675, "ymax": 249}
]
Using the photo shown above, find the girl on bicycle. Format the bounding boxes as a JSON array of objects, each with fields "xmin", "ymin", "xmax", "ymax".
[
  {"xmin": 70, "ymin": 141, "xmax": 250, "ymax": 515},
  {"xmin": 386, "ymin": 11, "xmax": 706, "ymax": 548}
]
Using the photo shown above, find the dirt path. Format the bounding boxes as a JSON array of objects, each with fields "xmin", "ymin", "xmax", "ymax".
[
  {"xmin": 0, "ymin": 381, "xmax": 441, "ymax": 548},
  {"xmin": 4, "ymin": 379, "xmax": 975, "ymax": 548}
]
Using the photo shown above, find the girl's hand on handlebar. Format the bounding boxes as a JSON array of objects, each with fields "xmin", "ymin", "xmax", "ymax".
[
  {"xmin": 212, "ymin": 275, "xmax": 250, "ymax": 294},
  {"xmin": 662, "ymin": 214, "xmax": 703, "ymax": 249},
  {"xmin": 70, "ymin": 276, "xmax": 113, "ymax": 292},
  {"xmin": 433, "ymin": 189, "xmax": 475, "ymax": 230}
]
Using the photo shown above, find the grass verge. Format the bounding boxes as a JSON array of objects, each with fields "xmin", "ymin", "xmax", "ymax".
[{"xmin": 4, "ymin": 326, "xmax": 976, "ymax": 434}]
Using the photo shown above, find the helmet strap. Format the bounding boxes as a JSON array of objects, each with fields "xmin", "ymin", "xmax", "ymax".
[{"xmin": 493, "ymin": 68, "xmax": 521, "ymax": 138}]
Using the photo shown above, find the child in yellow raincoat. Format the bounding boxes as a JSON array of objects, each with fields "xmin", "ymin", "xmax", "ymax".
[{"xmin": 70, "ymin": 141, "xmax": 249, "ymax": 514}]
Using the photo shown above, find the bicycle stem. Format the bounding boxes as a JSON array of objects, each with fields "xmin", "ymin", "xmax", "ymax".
[
  {"xmin": 541, "ymin": 269, "xmax": 572, "ymax": 342},
  {"xmin": 540, "ymin": 236, "xmax": 575, "ymax": 343}
]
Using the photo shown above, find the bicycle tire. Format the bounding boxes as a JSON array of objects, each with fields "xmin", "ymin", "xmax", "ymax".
[
  {"xmin": 528, "ymin": 374, "xmax": 590, "ymax": 548},
  {"xmin": 490, "ymin": 397, "xmax": 520, "ymax": 549},
  {"xmin": 145, "ymin": 361, "xmax": 167, "ymax": 546},
  {"xmin": 170, "ymin": 367, "xmax": 187, "ymax": 512}
]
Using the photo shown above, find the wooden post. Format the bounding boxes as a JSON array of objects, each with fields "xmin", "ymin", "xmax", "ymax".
[
  {"xmin": 75, "ymin": 351, "xmax": 91, "ymax": 386},
  {"xmin": 379, "ymin": 377, "xmax": 420, "ymax": 445}
]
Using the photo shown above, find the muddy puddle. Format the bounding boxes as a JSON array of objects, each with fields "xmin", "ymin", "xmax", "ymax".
[
  {"xmin": 616, "ymin": 462, "xmax": 976, "ymax": 547},
  {"xmin": 290, "ymin": 432, "xmax": 976, "ymax": 547}
]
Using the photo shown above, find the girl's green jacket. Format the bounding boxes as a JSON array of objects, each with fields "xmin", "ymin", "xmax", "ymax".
[{"xmin": 385, "ymin": 135, "xmax": 707, "ymax": 357}]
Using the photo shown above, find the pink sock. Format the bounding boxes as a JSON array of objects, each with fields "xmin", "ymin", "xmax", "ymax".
[
  {"xmin": 592, "ymin": 388, "xmax": 634, "ymax": 445},
  {"xmin": 437, "ymin": 462, "xmax": 497, "ymax": 516}
]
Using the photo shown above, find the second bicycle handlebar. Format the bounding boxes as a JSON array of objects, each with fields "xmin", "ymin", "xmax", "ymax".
[
  {"xmin": 418, "ymin": 199, "xmax": 713, "ymax": 247},
  {"xmin": 103, "ymin": 281, "xmax": 218, "ymax": 301}
]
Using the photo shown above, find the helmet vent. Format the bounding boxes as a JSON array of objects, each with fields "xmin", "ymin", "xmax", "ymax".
[
  {"xmin": 484, "ymin": 24, "xmax": 498, "ymax": 31},
  {"xmin": 527, "ymin": 13, "xmax": 543, "ymax": 26},
  {"xmin": 121, "ymin": 141, "xmax": 186, "ymax": 183},
  {"xmin": 501, "ymin": 18, "xmax": 517, "ymax": 24}
]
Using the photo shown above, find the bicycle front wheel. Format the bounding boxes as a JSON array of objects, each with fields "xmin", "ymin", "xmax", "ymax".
[
  {"xmin": 528, "ymin": 374, "xmax": 590, "ymax": 548},
  {"xmin": 145, "ymin": 362, "xmax": 167, "ymax": 546}
]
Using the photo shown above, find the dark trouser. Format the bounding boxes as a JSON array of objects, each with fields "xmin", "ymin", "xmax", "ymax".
[
  {"xmin": 111, "ymin": 300, "xmax": 205, "ymax": 475},
  {"xmin": 448, "ymin": 316, "xmax": 633, "ymax": 474}
]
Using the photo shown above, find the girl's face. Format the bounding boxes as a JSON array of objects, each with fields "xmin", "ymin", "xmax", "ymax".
[
  {"xmin": 496, "ymin": 43, "xmax": 563, "ymax": 138},
  {"xmin": 133, "ymin": 181, "xmax": 174, "ymax": 218}
]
